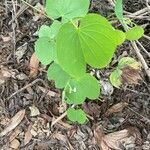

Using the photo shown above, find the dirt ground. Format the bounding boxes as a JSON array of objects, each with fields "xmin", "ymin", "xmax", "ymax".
[{"xmin": 0, "ymin": 0, "xmax": 150, "ymax": 150}]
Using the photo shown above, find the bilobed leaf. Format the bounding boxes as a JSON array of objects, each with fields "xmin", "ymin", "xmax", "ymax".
[
  {"xmin": 57, "ymin": 14, "xmax": 122, "ymax": 78},
  {"xmin": 45, "ymin": 0, "xmax": 90, "ymax": 21},
  {"xmin": 35, "ymin": 37, "xmax": 56, "ymax": 65},
  {"xmin": 38, "ymin": 21, "xmax": 61, "ymax": 39},
  {"xmin": 67, "ymin": 108, "xmax": 87, "ymax": 124},
  {"xmin": 65, "ymin": 73, "xmax": 100, "ymax": 104},
  {"xmin": 125, "ymin": 26, "xmax": 144, "ymax": 40},
  {"xmin": 118, "ymin": 57, "xmax": 141, "ymax": 69},
  {"xmin": 110, "ymin": 69, "xmax": 122, "ymax": 88},
  {"xmin": 47, "ymin": 63, "xmax": 70, "ymax": 88}
]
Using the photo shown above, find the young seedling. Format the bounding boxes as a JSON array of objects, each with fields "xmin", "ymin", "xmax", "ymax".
[{"xmin": 34, "ymin": 0, "xmax": 144, "ymax": 124}]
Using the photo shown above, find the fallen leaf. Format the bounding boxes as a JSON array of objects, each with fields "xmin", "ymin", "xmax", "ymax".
[
  {"xmin": 121, "ymin": 66, "xmax": 141, "ymax": 85},
  {"xmin": 9, "ymin": 128, "xmax": 21, "ymax": 142},
  {"xmin": 29, "ymin": 53, "xmax": 39, "ymax": 78},
  {"xmin": 38, "ymin": 86, "xmax": 56, "ymax": 97},
  {"xmin": 24, "ymin": 124, "xmax": 32, "ymax": 145},
  {"xmin": 105, "ymin": 102, "xmax": 128, "ymax": 116},
  {"xmin": 29, "ymin": 105, "xmax": 40, "ymax": 117},
  {"xmin": 10, "ymin": 139, "xmax": 20, "ymax": 149},
  {"xmin": 94, "ymin": 126, "xmax": 142, "ymax": 150},
  {"xmin": 0, "ymin": 110, "xmax": 25, "ymax": 137}
]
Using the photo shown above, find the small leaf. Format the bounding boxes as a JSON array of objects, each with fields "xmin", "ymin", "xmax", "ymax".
[
  {"xmin": 110, "ymin": 69, "xmax": 122, "ymax": 88},
  {"xmin": 115, "ymin": 0, "xmax": 124, "ymax": 22},
  {"xmin": 38, "ymin": 25, "xmax": 52, "ymax": 38},
  {"xmin": 35, "ymin": 37, "xmax": 56, "ymax": 65},
  {"xmin": 125, "ymin": 26, "xmax": 144, "ymax": 40},
  {"xmin": 45, "ymin": 0, "xmax": 90, "ymax": 21},
  {"xmin": 118, "ymin": 57, "xmax": 141, "ymax": 69},
  {"xmin": 65, "ymin": 74, "xmax": 100, "ymax": 104},
  {"xmin": 67, "ymin": 108, "xmax": 87, "ymax": 124},
  {"xmin": 47, "ymin": 63, "xmax": 70, "ymax": 88},
  {"xmin": 29, "ymin": 105, "xmax": 40, "ymax": 117},
  {"xmin": 38, "ymin": 21, "xmax": 61, "ymax": 39}
]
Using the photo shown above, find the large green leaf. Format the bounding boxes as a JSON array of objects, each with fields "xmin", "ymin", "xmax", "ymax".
[
  {"xmin": 57, "ymin": 14, "xmax": 122, "ymax": 78},
  {"xmin": 35, "ymin": 37, "xmax": 56, "ymax": 65},
  {"xmin": 67, "ymin": 108, "xmax": 87, "ymax": 124},
  {"xmin": 38, "ymin": 20, "xmax": 62, "ymax": 39},
  {"xmin": 79, "ymin": 14, "xmax": 121, "ymax": 68},
  {"xmin": 57, "ymin": 22, "xmax": 86, "ymax": 78},
  {"xmin": 65, "ymin": 73, "xmax": 100, "ymax": 104},
  {"xmin": 45, "ymin": 0, "xmax": 90, "ymax": 21},
  {"xmin": 47, "ymin": 63, "xmax": 70, "ymax": 88}
]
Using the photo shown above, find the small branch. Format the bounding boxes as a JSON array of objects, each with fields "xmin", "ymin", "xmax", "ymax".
[
  {"xmin": 7, "ymin": 79, "xmax": 46, "ymax": 100},
  {"xmin": 136, "ymin": 41, "xmax": 150, "ymax": 58},
  {"xmin": 131, "ymin": 42, "xmax": 150, "ymax": 78},
  {"xmin": 143, "ymin": 34, "xmax": 150, "ymax": 41}
]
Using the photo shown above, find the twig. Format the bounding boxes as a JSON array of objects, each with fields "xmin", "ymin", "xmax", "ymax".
[
  {"xmin": 143, "ymin": 34, "xmax": 150, "ymax": 41},
  {"xmin": 127, "ymin": 107, "xmax": 150, "ymax": 123},
  {"xmin": 129, "ymin": 7, "xmax": 148, "ymax": 16},
  {"xmin": 131, "ymin": 42, "xmax": 150, "ymax": 78},
  {"xmin": 7, "ymin": 78, "xmax": 46, "ymax": 100},
  {"xmin": 136, "ymin": 41, "xmax": 150, "ymax": 58},
  {"xmin": 146, "ymin": 0, "xmax": 150, "ymax": 14},
  {"xmin": 20, "ymin": 0, "xmax": 54, "ymax": 20}
]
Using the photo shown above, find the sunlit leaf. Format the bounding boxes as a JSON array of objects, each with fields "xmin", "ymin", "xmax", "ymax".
[
  {"xmin": 67, "ymin": 108, "xmax": 87, "ymax": 124},
  {"xmin": 35, "ymin": 37, "xmax": 56, "ymax": 65},
  {"xmin": 47, "ymin": 63, "xmax": 70, "ymax": 88},
  {"xmin": 46, "ymin": 0, "xmax": 90, "ymax": 22},
  {"xmin": 125, "ymin": 26, "xmax": 144, "ymax": 40}
]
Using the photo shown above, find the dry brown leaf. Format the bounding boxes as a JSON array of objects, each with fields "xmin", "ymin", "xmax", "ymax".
[
  {"xmin": 9, "ymin": 128, "xmax": 21, "ymax": 142},
  {"xmin": 24, "ymin": 125, "xmax": 32, "ymax": 145},
  {"xmin": 53, "ymin": 132, "xmax": 67, "ymax": 143},
  {"xmin": 105, "ymin": 102, "xmax": 128, "ymax": 116},
  {"xmin": 94, "ymin": 126, "xmax": 141, "ymax": 150},
  {"xmin": 0, "ymin": 110, "xmax": 25, "ymax": 137},
  {"xmin": 29, "ymin": 53, "xmax": 39, "ymax": 77},
  {"xmin": 10, "ymin": 139, "xmax": 20, "ymax": 149},
  {"xmin": 38, "ymin": 86, "xmax": 56, "ymax": 97}
]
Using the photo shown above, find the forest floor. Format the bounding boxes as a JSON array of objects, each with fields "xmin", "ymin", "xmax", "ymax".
[{"xmin": 0, "ymin": 0, "xmax": 150, "ymax": 149}]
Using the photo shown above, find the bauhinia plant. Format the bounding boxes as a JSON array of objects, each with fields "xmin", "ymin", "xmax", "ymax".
[{"xmin": 34, "ymin": 0, "xmax": 144, "ymax": 124}]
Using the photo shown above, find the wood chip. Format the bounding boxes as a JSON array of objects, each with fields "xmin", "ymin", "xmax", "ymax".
[
  {"xmin": 10, "ymin": 139, "xmax": 20, "ymax": 149},
  {"xmin": 105, "ymin": 102, "xmax": 128, "ymax": 116},
  {"xmin": 38, "ymin": 86, "xmax": 56, "ymax": 97},
  {"xmin": 0, "ymin": 110, "xmax": 25, "ymax": 137},
  {"xmin": 29, "ymin": 105, "xmax": 40, "ymax": 117}
]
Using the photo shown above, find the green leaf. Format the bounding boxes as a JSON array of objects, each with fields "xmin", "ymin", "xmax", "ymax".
[
  {"xmin": 38, "ymin": 20, "xmax": 62, "ymax": 39},
  {"xmin": 118, "ymin": 57, "xmax": 141, "ymax": 69},
  {"xmin": 45, "ymin": 0, "xmax": 90, "ymax": 21},
  {"xmin": 57, "ymin": 22, "xmax": 86, "ymax": 78},
  {"xmin": 47, "ymin": 63, "xmax": 70, "ymax": 88},
  {"xmin": 67, "ymin": 108, "xmax": 87, "ymax": 124},
  {"xmin": 110, "ymin": 69, "xmax": 122, "ymax": 88},
  {"xmin": 35, "ymin": 37, "xmax": 56, "ymax": 65},
  {"xmin": 115, "ymin": 0, "xmax": 128, "ymax": 29},
  {"xmin": 57, "ymin": 14, "xmax": 121, "ymax": 78},
  {"xmin": 65, "ymin": 73, "xmax": 100, "ymax": 104},
  {"xmin": 125, "ymin": 26, "xmax": 144, "ymax": 40},
  {"xmin": 115, "ymin": 30, "xmax": 126, "ymax": 45}
]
